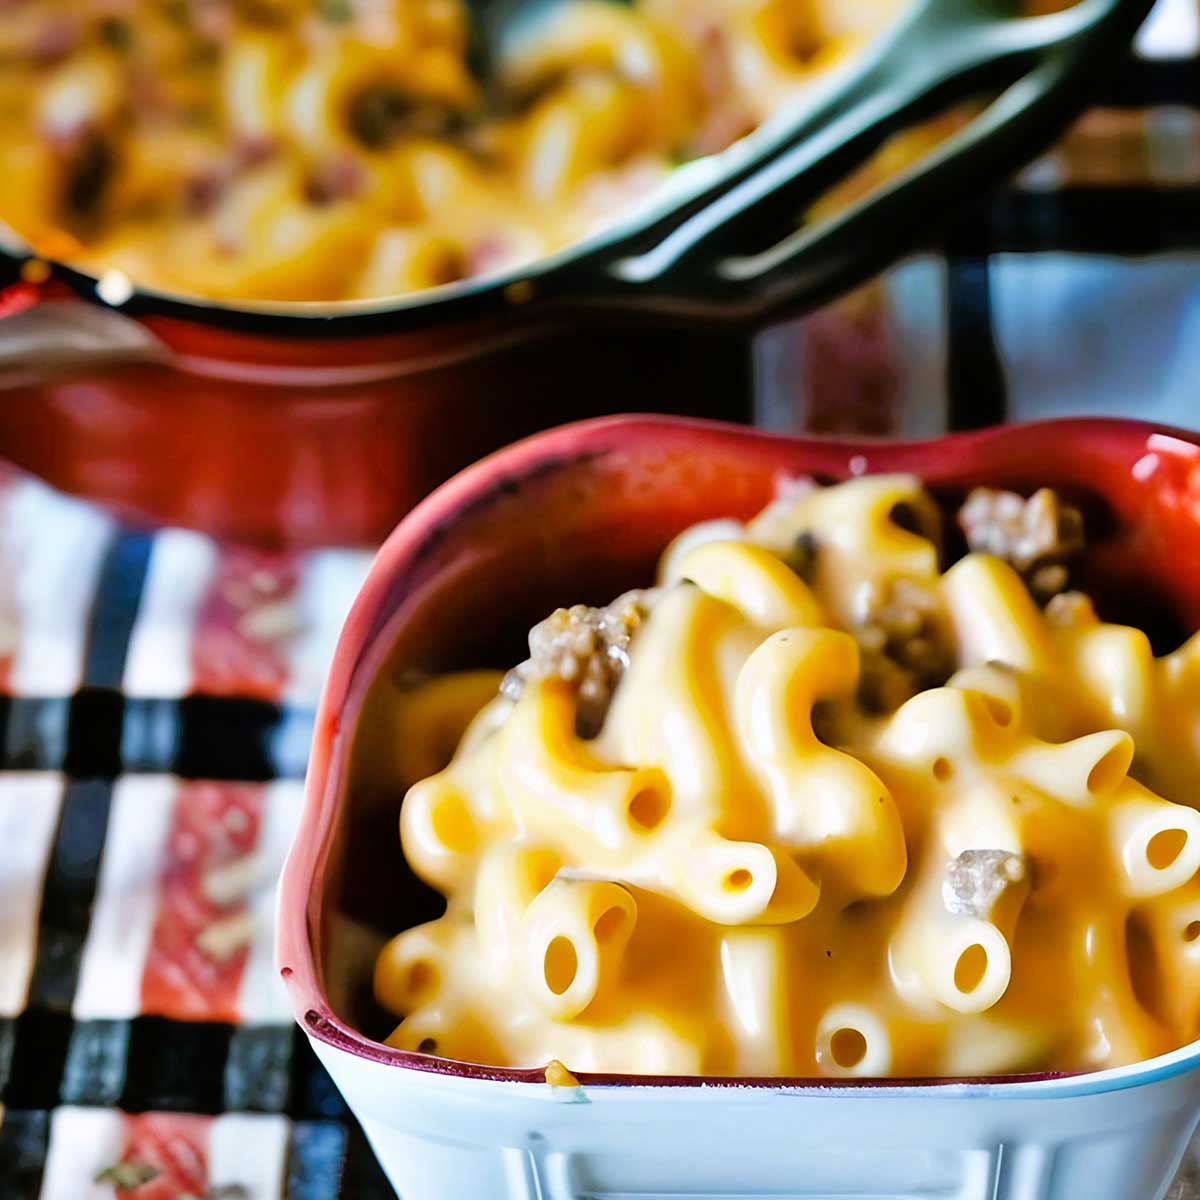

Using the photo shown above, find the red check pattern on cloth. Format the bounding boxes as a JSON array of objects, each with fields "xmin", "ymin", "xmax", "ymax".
[
  {"xmin": 113, "ymin": 1113, "xmax": 211, "ymax": 1200},
  {"xmin": 71, "ymin": 777, "xmax": 305, "ymax": 1040},
  {"xmin": 141, "ymin": 784, "xmax": 265, "ymax": 1025},
  {"xmin": 191, "ymin": 551, "xmax": 303, "ymax": 703},
  {"xmin": 33, "ymin": 1109, "xmax": 293, "ymax": 1200}
]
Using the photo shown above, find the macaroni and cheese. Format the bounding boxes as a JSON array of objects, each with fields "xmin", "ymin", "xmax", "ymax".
[
  {"xmin": 375, "ymin": 475, "xmax": 1200, "ymax": 1078},
  {"xmin": 0, "ymin": 0, "xmax": 895, "ymax": 303}
]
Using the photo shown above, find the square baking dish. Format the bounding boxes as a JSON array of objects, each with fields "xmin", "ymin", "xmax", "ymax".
[{"xmin": 279, "ymin": 415, "xmax": 1200, "ymax": 1200}]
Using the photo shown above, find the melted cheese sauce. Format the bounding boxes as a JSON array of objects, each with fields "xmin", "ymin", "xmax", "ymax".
[{"xmin": 375, "ymin": 475, "xmax": 1200, "ymax": 1077}]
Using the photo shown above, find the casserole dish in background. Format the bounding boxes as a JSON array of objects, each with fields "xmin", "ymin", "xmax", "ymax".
[
  {"xmin": 279, "ymin": 415, "xmax": 1200, "ymax": 1200},
  {"xmin": 0, "ymin": 0, "xmax": 1153, "ymax": 548}
]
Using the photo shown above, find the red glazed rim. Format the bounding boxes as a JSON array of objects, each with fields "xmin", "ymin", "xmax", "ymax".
[{"xmin": 278, "ymin": 414, "xmax": 1200, "ymax": 1090}]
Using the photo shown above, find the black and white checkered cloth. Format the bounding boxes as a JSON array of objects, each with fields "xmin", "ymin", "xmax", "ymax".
[{"xmin": 0, "ymin": 464, "xmax": 398, "ymax": 1198}]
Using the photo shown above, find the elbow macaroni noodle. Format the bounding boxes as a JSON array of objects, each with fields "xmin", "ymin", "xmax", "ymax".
[
  {"xmin": 376, "ymin": 474, "xmax": 1200, "ymax": 1078},
  {"xmin": 0, "ymin": 0, "xmax": 897, "ymax": 303}
]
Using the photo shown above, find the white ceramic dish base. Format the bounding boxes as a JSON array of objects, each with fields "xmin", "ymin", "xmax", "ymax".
[{"xmin": 312, "ymin": 1037, "xmax": 1200, "ymax": 1200}]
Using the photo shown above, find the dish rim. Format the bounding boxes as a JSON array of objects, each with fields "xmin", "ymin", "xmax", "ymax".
[{"xmin": 278, "ymin": 413, "xmax": 1200, "ymax": 1097}]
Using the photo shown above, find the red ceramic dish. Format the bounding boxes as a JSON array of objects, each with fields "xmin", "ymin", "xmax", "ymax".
[
  {"xmin": 0, "ymin": 288, "xmax": 752, "ymax": 547},
  {"xmin": 278, "ymin": 413, "xmax": 1200, "ymax": 1085},
  {"xmin": 0, "ymin": 0, "xmax": 1154, "ymax": 548}
]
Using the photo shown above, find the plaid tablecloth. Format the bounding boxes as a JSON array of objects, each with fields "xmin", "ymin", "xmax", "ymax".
[
  {"xmin": 0, "ymin": 461, "xmax": 400, "ymax": 1198},
  {"xmin": 757, "ymin": 0, "xmax": 1200, "ymax": 441},
  {"xmin": 2, "ymin": 1, "xmax": 1200, "ymax": 1195}
]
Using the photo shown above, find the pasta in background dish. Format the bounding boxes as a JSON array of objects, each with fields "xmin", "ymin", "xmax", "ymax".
[
  {"xmin": 375, "ymin": 474, "xmax": 1200, "ymax": 1078},
  {"xmin": 0, "ymin": 0, "xmax": 897, "ymax": 303}
]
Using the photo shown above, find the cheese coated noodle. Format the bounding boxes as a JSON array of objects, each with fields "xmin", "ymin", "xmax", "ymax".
[
  {"xmin": 735, "ymin": 628, "xmax": 906, "ymax": 898},
  {"xmin": 376, "ymin": 475, "xmax": 1200, "ymax": 1077},
  {"xmin": 0, "ymin": 0, "xmax": 901, "ymax": 303}
]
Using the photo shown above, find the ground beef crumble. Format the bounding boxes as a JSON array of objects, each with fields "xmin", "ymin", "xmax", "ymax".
[
  {"xmin": 958, "ymin": 487, "xmax": 1084, "ymax": 602},
  {"xmin": 855, "ymin": 578, "xmax": 955, "ymax": 713},
  {"xmin": 942, "ymin": 849, "xmax": 1027, "ymax": 919},
  {"xmin": 501, "ymin": 589, "xmax": 658, "ymax": 738}
]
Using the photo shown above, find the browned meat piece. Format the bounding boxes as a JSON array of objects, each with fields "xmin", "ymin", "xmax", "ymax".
[
  {"xmin": 942, "ymin": 849, "xmax": 1027, "ymax": 919},
  {"xmin": 501, "ymin": 589, "xmax": 657, "ymax": 737},
  {"xmin": 856, "ymin": 578, "xmax": 954, "ymax": 713},
  {"xmin": 958, "ymin": 487, "xmax": 1084, "ymax": 602}
]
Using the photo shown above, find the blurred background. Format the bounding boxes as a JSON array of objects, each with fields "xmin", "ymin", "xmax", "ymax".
[{"xmin": 0, "ymin": 0, "xmax": 1197, "ymax": 1196}]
